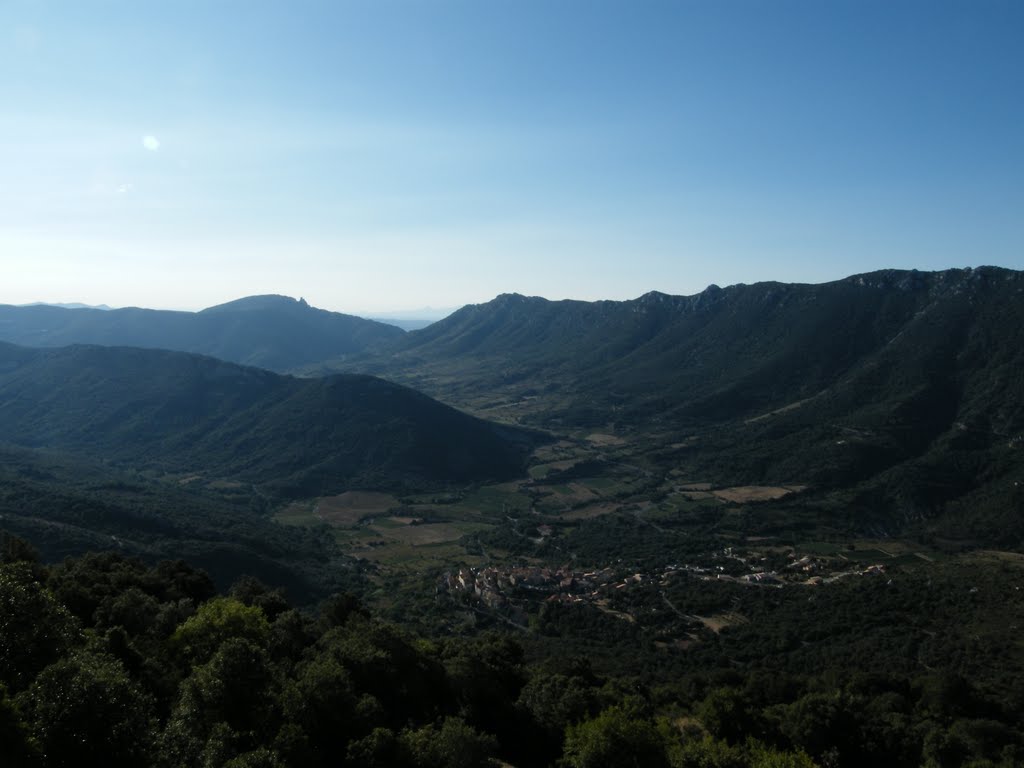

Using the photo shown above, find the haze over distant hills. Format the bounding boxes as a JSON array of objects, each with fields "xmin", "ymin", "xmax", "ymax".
[
  {"xmin": 20, "ymin": 301, "xmax": 113, "ymax": 311},
  {"xmin": 0, "ymin": 294, "xmax": 403, "ymax": 372},
  {"xmin": 361, "ymin": 306, "xmax": 458, "ymax": 331}
]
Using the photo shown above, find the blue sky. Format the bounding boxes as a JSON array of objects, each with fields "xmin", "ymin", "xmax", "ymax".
[{"xmin": 2, "ymin": 0, "xmax": 1022, "ymax": 312}]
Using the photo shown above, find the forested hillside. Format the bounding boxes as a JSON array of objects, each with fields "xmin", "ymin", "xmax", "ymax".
[
  {"xmin": 3, "ymin": 542, "xmax": 1021, "ymax": 768},
  {"xmin": 3, "ymin": 269, "xmax": 1023, "ymax": 767},
  {"xmin": 334, "ymin": 268, "xmax": 1024, "ymax": 434},
  {"xmin": 326, "ymin": 268, "xmax": 1024, "ymax": 544},
  {"xmin": 0, "ymin": 446, "xmax": 357, "ymax": 602},
  {"xmin": 0, "ymin": 343, "xmax": 538, "ymax": 497}
]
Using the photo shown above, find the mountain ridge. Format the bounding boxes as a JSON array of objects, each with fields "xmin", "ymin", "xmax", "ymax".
[
  {"xmin": 319, "ymin": 267, "xmax": 1024, "ymax": 542},
  {"xmin": 0, "ymin": 294, "xmax": 404, "ymax": 372},
  {"xmin": 340, "ymin": 266, "xmax": 1021, "ymax": 409}
]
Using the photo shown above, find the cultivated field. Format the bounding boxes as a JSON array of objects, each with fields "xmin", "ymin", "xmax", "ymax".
[
  {"xmin": 711, "ymin": 485, "xmax": 806, "ymax": 503},
  {"xmin": 370, "ymin": 520, "xmax": 492, "ymax": 546},
  {"xmin": 316, "ymin": 491, "xmax": 399, "ymax": 526}
]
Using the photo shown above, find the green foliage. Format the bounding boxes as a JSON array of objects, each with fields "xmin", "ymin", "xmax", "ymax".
[
  {"xmin": 1, "ymin": 532, "xmax": 41, "ymax": 565},
  {"xmin": 518, "ymin": 672, "xmax": 599, "ymax": 735},
  {"xmin": 344, "ymin": 719, "xmax": 497, "ymax": 768},
  {"xmin": 670, "ymin": 735, "xmax": 749, "ymax": 768},
  {"xmin": 563, "ymin": 705, "xmax": 670, "ymax": 768},
  {"xmin": 171, "ymin": 597, "xmax": 271, "ymax": 664},
  {"xmin": 697, "ymin": 688, "xmax": 758, "ymax": 745},
  {"xmin": 346, "ymin": 727, "xmax": 402, "ymax": 768},
  {"xmin": 16, "ymin": 651, "xmax": 154, "ymax": 768},
  {"xmin": 0, "ymin": 450, "xmax": 351, "ymax": 604},
  {"xmin": 443, "ymin": 632, "xmax": 526, "ymax": 742},
  {"xmin": 180, "ymin": 639, "xmax": 275, "ymax": 732},
  {"xmin": 278, "ymin": 649, "xmax": 360, "ymax": 759},
  {"xmin": 0, "ymin": 684, "xmax": 38, "ymax": 768},
  {"xmin": 0, "ymin": 563, "xmax": 79, "ymax": 692},
  {"xmin": 48, "ymin": 552, "xmax": 212, "ymax": 625},
  {"xmin": 160, "ymin": 639, "xmax": 277, "ymax": 766},
  {"xmin": 669, "ymin": 737, "xmax": 817, "ymax": 768},
  {"xmin": 922, "ymin": 718, "xmax": 1021, "ymax": 768},
  {"xmin": 3, "ymin": 539, "xmax": 1024, "ymax": 768},
  {"xmin": 316, "ymin": 616, "xmax": 448, "ymax": 726},
  {"xmin": 230, "ymin": 576, "xmax": 291, "ymax": 621},
  {"xmin": 771, "ymin": 692, "xmax": 860, "ymax": 762},
  {"xmin": 222, "ymin": 748, "xmax": 286, "ymax": 768},
  {"xmin": 94, "ymin": 586, "xmax": 162, "ymax": 635},
  {"xmin": 316, "ymin": 591, "xmax": 371, "ymax": 629},
  {"xmin": 401, "ymin": 717, "xmax": 497, "ymax": 768}
]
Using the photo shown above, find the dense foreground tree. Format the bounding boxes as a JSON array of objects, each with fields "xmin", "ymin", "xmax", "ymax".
[{"xmin": 1, "ymin": 540, "xmax": 1023, "ymax": 767}]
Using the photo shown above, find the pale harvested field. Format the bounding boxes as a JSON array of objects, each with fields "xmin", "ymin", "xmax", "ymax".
[
  {"xmin": 712, "ymin": 485, "xmax": 806, "ymax": 503},
  {"xmin": 490, "ymin": 481, "xmax": 527, "ymax": 493},
  {"xmin": 689, "ymin": 611, "xmax": 749, "ymax": 634},
  {"xmin": 558, "ymin": 502, "xmax": 622, "ymax": 520},
  {"xmin": 370, "ymin": 522, "xmax": 488, "ymax": 545},
  {"xmin": 316, "ymin": 491, "xmax": 399, "ymax": 526},
  {"xmin": 586, "ymin": 433, "xmax": 626, "ymax": 446},
  {"xmin": 533, "ymin": 459, "xmax": 584, "ymax": 474},
  {"xmin": 656, "ymin": 637, "xmax": 699, "ymax": 652},
  {"xmin": 208, "ymin": 479, "xmax": 245, "ymax": 489},
  {"xmin": 533, "ymin": 441, "xmax": 580, "ymax": 460},
  {"xmin": 679, "ymin": 491, "xmax": 715, "ymax": 500},
  {"xmin": 558, "ymin": 482, "xmax": 602, "ymax": 503},
  {"xmin": 974, "ymin": 550, "xmax": 1024, "ymax": 566}
]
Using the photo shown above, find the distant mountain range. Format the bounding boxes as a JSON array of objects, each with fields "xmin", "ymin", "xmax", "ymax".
[
  {"xmin": 331, "ymin": 268, "xmax": 1023, "ymax": 423},
  {"xmin": 326, "ymin": 267, "xmax": 1024, "ymax": 542},
  {"xmin": 0, "ymin": 343, "xmax": 539, "ymax": 496},
  {"xmin": 3, "ymin": 269, "xmax": 1021, "ymax": 542},
  {"xmin": 0, "ymin": 294, "xmax": 403, "ymax": 372},
  {"xmin": 20, "ymin": 301, "xmax": 113, "ymax": 310}
]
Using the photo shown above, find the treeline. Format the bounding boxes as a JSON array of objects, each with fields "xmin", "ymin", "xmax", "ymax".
[
  {"xmin": 3, "ymin": 537, "xmax": 1022, "ymax": 767},
  {"xmin": 0, "ymin": 537, "xmax": 818, "ymax": 768},
  {"xmin": 523, "ymin": 557, "xmax": 1024, "ymax": 768},
  {"xmin": 0, "ymin": 447, "xmax": 356, "ymax": 602}
]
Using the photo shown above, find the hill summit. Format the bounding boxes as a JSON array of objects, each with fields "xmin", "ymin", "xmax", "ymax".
[
  {"xmin": 200, "ymin": 294, "xmax": 311, "ymax": 313},
  {"xmin": 0, "ymin": 295, "xmax": 403, "ymax": 372}
]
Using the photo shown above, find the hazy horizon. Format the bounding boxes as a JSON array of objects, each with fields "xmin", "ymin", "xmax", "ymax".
[
  {"xmin": 3, "ymin": 1, "xmax": 1022, "ymax": 312},
  {"xmin": 11, "ymin": 262, "xmax": 1018, "ymax": 318},
  {"xmin": 12, "ymin": 296, "xmax": 461, "ymax": 318}
]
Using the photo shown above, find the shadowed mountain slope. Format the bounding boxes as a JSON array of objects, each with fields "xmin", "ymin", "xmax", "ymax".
[
  {"xmin": 0, "ymin": 294, "xmax": 403, "ymax": 372},
  {"xmin": 327, "ymin": 268, "xmax": 1024, "ymax": 539},
  {"xmin": 332, "ymin": 268, "xmax": 1023, "ymax": 425},
  {"xmin": 0, "ymin": 445, "xmax": 358, "ymax": 600},
  {"xmin": 0, "ymin": 343, "xmax": 538, "ymax": 496}
]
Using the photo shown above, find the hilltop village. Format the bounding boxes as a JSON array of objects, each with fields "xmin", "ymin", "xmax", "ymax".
[{"xmin": 440, "ymin": 548, "xmax": 890, "ymax": 627}]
